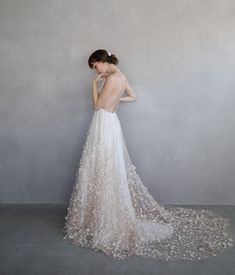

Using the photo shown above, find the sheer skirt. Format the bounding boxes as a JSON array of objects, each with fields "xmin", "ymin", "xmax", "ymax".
[{"xmin": 63, "ymin": 108, "xmax": 234, "ymax": 260}]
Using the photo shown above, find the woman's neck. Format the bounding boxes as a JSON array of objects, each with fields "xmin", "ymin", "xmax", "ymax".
[{"xmin": 107, "ymin": 64, "xmax": 120, "ymax": 74}]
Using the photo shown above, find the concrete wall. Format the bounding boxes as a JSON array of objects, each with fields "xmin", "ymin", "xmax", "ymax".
[{"xmin": 0, "ymin": 0, "xmax": 235, "ymax": 204}]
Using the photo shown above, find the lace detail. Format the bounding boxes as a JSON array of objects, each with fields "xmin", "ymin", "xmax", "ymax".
[{"xmin": 63, "ymin": 110, "xmax": 234, "ymax": 261}]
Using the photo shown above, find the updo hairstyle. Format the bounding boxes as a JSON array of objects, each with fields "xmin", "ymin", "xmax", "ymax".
[{"xmin": 88, "ymin": 49, "xmax": 119, "ymax": 69}]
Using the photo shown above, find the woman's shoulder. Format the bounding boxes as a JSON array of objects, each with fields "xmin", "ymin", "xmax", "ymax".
[
  {"xmin": 109, "ymin": 72, "xmax": 127, "ymax": 82},
  {"xmin": 104, "ymin": 72, "xmax": 127, "ymax": 91}
]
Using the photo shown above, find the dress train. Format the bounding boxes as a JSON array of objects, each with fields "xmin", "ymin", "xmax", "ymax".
[{"xmin": 63, "ymin": 108, "xmax": 234, "ymax": 261}]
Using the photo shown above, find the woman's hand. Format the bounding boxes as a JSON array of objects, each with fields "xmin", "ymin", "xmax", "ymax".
[
  {"xmin": 93, "ymin": 73, "xmax": 104, "ymax": 83},
  {"xmin": 92, "ymin": 73, "xmax": 109, "ymax": 83}
]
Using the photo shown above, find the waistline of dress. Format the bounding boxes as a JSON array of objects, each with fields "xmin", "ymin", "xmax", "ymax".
[{"xmin": 96, "ymin": 108, "xmax": 117, "ymax": 115}]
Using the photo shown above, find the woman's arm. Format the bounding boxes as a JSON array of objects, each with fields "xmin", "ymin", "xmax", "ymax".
[
  {"xmin": 92, "ymin": 81, "xmax": 99, "ymax": 108},
  {"xmin": 119, "ymin": 80, "xmax": 137, "ymax": 102},
  {"xmin": 119, "ymin": 96, "xmax": 136, "ymax": 102},
  {"xmin": 92, "ymin": 75, "xmax": 115, "ymax": 110},
  {"xmin": 92, "ymin": 73, "xmax": 108, "ymax": 110}
]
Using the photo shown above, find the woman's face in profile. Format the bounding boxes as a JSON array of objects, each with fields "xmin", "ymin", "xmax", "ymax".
[{"xmin": 92, "ymin": 62, "xmax": 106, "ymax": 74}]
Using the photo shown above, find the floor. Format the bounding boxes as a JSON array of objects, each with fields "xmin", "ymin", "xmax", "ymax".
[{"xmin": 0, "ymin": 204, "xmax": 234, "ymax": 275}]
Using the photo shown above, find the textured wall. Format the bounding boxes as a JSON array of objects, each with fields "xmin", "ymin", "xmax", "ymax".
[{"xmin": 0, "ymin": 0, "xmax": 235, "ymax": 204}]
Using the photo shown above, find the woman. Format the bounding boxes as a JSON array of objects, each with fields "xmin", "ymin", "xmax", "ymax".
[
  {"xmin": 90, "ymin": 50, "xmax": 136, "ymax": 113},
  {"xmin": 63, "ymin": 49, "xmax": 234, "ymax": 261}
]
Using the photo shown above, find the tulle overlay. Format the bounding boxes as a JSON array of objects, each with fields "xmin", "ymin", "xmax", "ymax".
[{"xmin": 63, "ymin": 108, "xmax": 234, "ymax": 261}]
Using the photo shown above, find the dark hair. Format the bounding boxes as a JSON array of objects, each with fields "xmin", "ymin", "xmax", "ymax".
[{"xmin": 88, "ymin": 49, "xmax": 119, "ymax": 69}]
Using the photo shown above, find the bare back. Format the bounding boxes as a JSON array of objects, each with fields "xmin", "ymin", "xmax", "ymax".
[{"xmin": 100, "ymin": 72, "xmax": 127, "ymax": 113}]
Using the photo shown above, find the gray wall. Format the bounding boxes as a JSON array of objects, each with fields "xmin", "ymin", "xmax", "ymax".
[{"xmin": 0, "ymin": 0, "xmax": 235, "ymax": 204}]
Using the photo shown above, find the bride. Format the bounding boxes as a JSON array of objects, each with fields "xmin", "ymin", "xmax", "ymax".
[{"xmin": 63, "ymin": 49, "xmax": 234, "ymax": 261}]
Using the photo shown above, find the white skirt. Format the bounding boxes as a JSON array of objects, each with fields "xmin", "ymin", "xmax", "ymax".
[{"xmin": 63, "ymin": 108, "xmax": 234, "ymax": 260}]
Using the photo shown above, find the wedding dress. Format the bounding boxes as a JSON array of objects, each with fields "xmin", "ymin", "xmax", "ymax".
[{"xmin": 63, "ymin": 107, "xmax": 234, "ymax": 261}]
